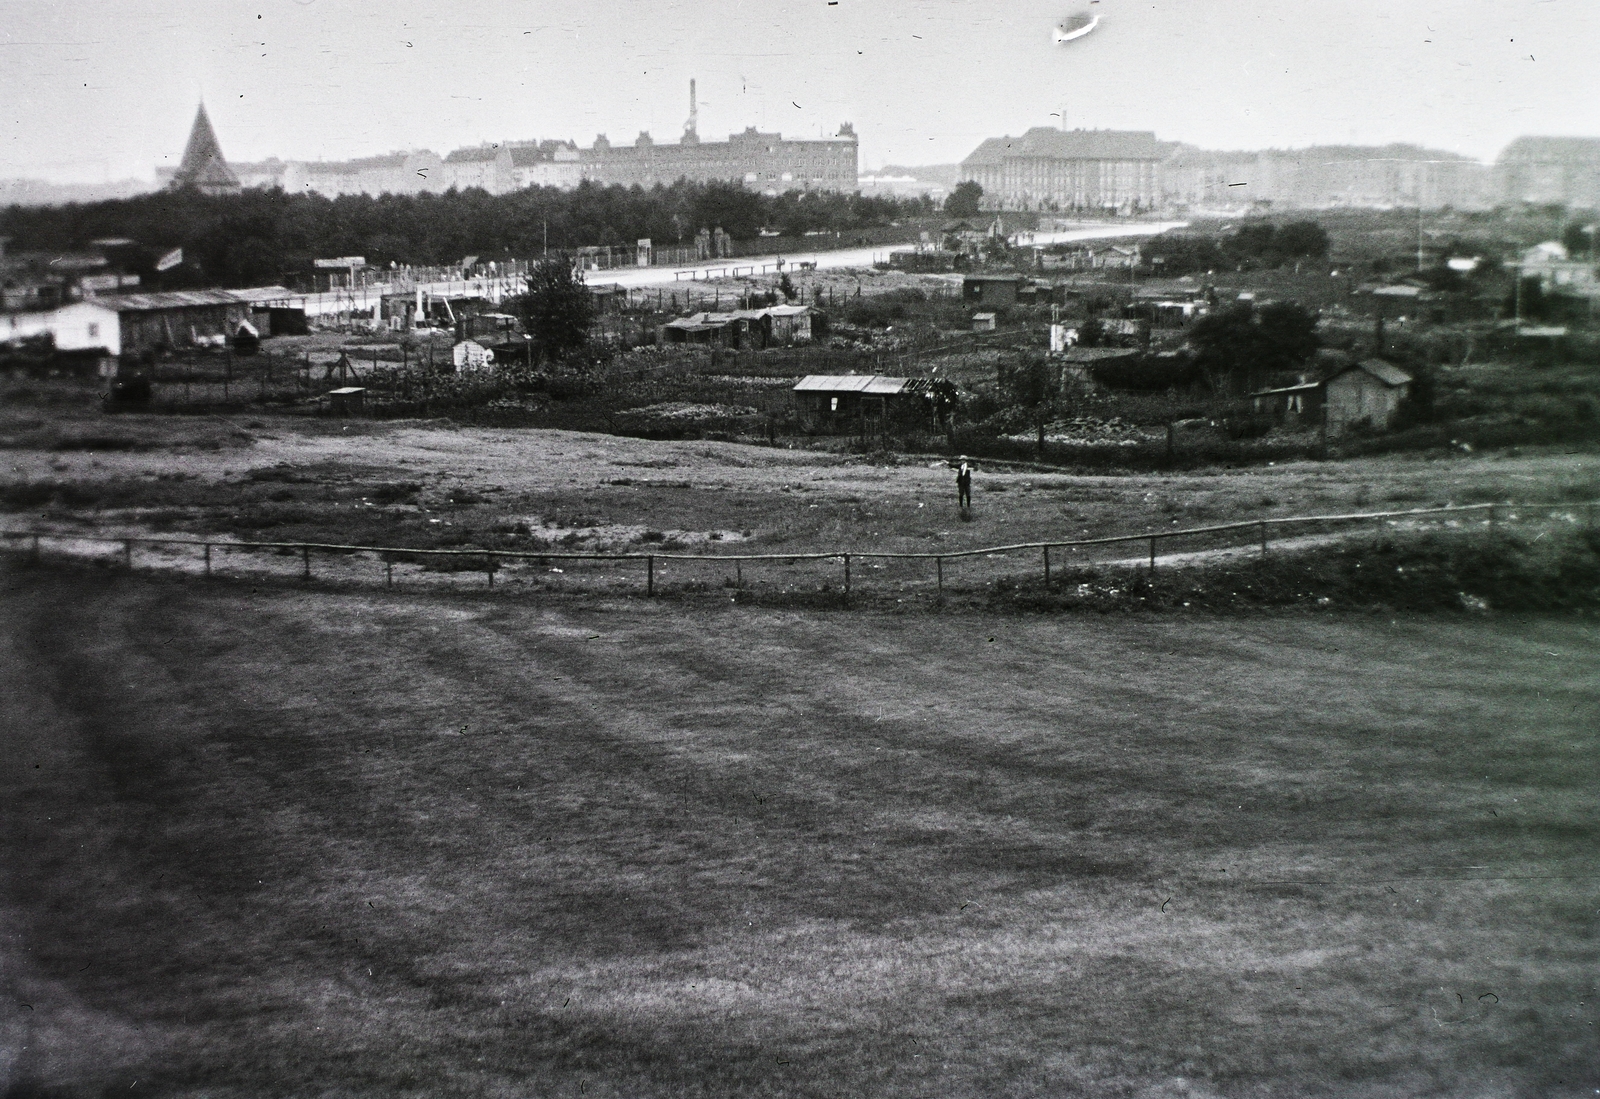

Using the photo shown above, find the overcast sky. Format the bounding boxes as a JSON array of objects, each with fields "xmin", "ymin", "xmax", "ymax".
[{"xmin": 3, "ymin": 0, "xmax": 1597, "ymax": 182}]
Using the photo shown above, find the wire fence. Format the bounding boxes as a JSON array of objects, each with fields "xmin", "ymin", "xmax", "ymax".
[{"xmin": 5, "ymin": 501, "xmax": 1595, "ymax": 600}]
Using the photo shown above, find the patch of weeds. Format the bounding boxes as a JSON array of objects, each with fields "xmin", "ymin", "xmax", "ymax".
[
  {"xmin": 365, "ymin": 481, "xmax": 421, "ymax": 505},
  {"xmin": 418, "ymin": 552, "xmax": 500, "ymax": 575},
  {"xmin": 247, "ymin": 466, "xmax": 316, "ymax": 484},
  {"xmin": 49, "ymin": 434, "xmax": 147, "ymax": 452},
  {"xmin": 145, "ymin": 509, "xmax": 193, "ymax": 532}
]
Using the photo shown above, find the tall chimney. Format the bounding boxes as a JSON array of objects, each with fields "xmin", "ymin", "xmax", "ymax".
[{"xmin": 687, "ymin": 79, "xmax": 699, "ymax": 138}]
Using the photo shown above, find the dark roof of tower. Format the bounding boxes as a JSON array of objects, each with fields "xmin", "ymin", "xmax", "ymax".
[{"xmin": 173, "ymin": 104, "xmax": 240, "ymax": 191}]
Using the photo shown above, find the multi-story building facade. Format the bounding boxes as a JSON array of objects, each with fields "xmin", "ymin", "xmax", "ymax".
[
  {"xmin": 1497, "ymin": 136, "xmax": 1600, "ymax": 209},
  {"xmin": 160, "ymin": 90, "xmax": 855, "ymax": 200},
  {"xmin": 1162, "ymin": 143, "xmax": 1492, "ymax": 210},
  {"xmin": 510, "ymin": 142, "xmax": 583, "ymax": 189},
  {"xmin": 578, "ymin": 124, "xmax": 858, "ymax": 194},
  {"xmin": 960, "ymin": 128, "xmax": 1163, "ymax": 212}
]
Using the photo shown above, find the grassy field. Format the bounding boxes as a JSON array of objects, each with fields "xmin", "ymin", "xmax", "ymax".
[{"xmin": 3, "ymin": 565, "xmax": 1597, "ymax": 1097}]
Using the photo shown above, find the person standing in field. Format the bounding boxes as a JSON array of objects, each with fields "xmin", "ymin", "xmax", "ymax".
[{"xmin": 956, "ymin": 457, "xmax": 972, "ymax": 511}]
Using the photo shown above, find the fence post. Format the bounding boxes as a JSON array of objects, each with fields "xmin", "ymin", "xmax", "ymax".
[
  {"xmin": 302, "ymin": 546, "xmax": 311, "ymax": 580},
  {"xmin": 123, "ymin": 539, "xmax": 133, "ymax": 570},
  {"xmin": 1043, "ymin": 544, "xmax": 1051, "ymax": 586},
  {"xmin": 1259, "ymin": 520, "xmax": 1268, "ymax": 558},
  {"xmin": 1149, "ymin": 536, "xmax": 1157, "ymax": 574},
  {"xmin": 936, "ymin": 556, "xmax": 944, "ymax": 594},
  {"xmin": 486, "ymin": 556, "xmax": 495, "ymax": 588},
  {"xmin": 385, "ymin": 560, "xmax": 393, "ymax": 589},
  {"xmin": 647, "ymin": 555, "xmax": 655, "ymax": 596},
  {"xmin": 736, "ymin": 561, "xmax": 742, "ymax": 589},
  {"xmin": 843, "ymin": 553, "xmax": 851, "ymax": 595},
  {"xmin": 203, "ymin": 543, "xmax": 211, "ymax": 577}
]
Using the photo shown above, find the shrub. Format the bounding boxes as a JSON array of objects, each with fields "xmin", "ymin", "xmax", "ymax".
[{"xmin": 1088, "ymin": 353, "xmax": 1206, "ymax": 391}]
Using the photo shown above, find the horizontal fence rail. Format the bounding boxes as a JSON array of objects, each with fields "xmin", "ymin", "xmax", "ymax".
[{"xmin": 3, "ymin": 501, "xmax": 1595, "ymax": 599}]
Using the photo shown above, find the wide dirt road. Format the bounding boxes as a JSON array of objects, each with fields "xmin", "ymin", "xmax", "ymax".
[{"xmin": 2, "ymin": 565, "xmax": 1597, "ymax": 1098}]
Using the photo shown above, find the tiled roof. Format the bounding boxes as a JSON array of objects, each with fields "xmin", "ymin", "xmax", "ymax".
[
  {"xmin": 963, "ymin": 127, "xmax": 1162, "ymax": 167},
  {"xmin": 445, "ymin": 145, "xmax": 507, "ymax": 163},
  {"xmin": 1497, "ymin": 136, "xmax": 1600, "ymax": 164}
]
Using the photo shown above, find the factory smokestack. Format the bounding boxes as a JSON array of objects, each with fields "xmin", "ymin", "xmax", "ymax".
[{"xmin": 683, "ymin": 79, "xmax": 700, "ymax": 143}]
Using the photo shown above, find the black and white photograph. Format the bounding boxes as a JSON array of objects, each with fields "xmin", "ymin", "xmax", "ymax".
[{"xmin": 2, "ymin": 1, "xmax": 1597, "ymax": 1095}]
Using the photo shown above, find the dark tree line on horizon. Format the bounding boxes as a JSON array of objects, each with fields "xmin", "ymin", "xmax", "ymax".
[{"xmin": 0, "ymin": 181, "xmax": 937, "ymax": 290}]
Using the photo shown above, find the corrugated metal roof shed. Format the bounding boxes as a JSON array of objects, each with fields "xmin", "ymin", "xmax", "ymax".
[
  {"xmin": 793, "ymin": 374, "xmax": 912, "ymax": 395},
  {"xmin": 1249, "ymin": 381, "xmax": 1323, "ymax": 397},
  {"xmin": 94, "ymin": 286, "xmax": 296, "ymax": 311},
  {"xmin": 1351, "ymin": 359, "xmax": 1413, "ymax": 387}
]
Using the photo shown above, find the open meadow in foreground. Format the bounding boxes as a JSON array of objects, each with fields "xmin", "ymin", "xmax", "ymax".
[{"xmin": 2, "ymin": 565, "xmax": 1597, "ymax": 1098}]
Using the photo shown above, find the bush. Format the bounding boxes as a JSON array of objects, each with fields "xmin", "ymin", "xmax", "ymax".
[
  {"xmin": 1088, "ymin": 353, "xmax": 1206, "ymax": 391},
  {"xmin": 841, "ymin": 287, "xmax": 927, "ymax": 328}
]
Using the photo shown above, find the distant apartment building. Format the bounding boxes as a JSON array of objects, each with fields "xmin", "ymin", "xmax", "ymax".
[
  {"xmin": 154, "ymin": 87, "xmax": 854, "ymax": 200},
  {"xmin": 1496, "ymin": 137, "xmax": 1600, "ymax": 209},
  {"xmin": 1159, "ymin": 146, "xmax": 1262, "ymax": 209},
  {"xmin": 439, "ymin": 144, "xmax": 515, "ymax": 193},
  {"xmin": 510, "ymin": 141, "xmax": 583, "ymax": 189},
  {"xmin": 578, "ymin": 124, "xmax": 858, "ymax": 194},
  {"xmin": 959, "ymin": 128, "xmax": 1164, "ymax": 212},
  {"xmin": 1162, "ymin": 144, "xmax": 1492, "ymax": 210}
]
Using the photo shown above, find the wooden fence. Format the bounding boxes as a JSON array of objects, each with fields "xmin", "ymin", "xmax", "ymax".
[{"xmin": 5, "ymin": 502, "xmax": 1594, "ymax": 599}]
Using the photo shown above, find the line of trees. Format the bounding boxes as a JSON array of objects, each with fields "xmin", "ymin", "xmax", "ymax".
[
  {"xmin": 0, "ymin": 181, "xmax": 937, "ymax": 290},
  {"xmin": 1141, "ymin": 220, "xmax": 1330, "ymax": 275}
]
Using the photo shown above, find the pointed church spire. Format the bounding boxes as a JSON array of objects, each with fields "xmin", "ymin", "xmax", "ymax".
[{"xmin": 172, "ymin": 103, "xmax": 240, "ymax": 195}]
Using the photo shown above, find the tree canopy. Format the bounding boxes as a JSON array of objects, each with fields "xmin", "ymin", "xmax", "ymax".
[
  {"xmin": 0, "ymin": 180, "xmax": 935, "ymax": 290},
  {"xmin": 513, "ymin": 254, "xmax": 595, "ymax": 364},
  {"xmin": 1188, "ymin": 301, "xmax": 1321, "ymax": 393},
  {"xmin": 1142, "ymin": 220, "xmax": 1330, "ymax": 275},
  {"xmin": 1562, "ymin": 220, "xmax": 1596, "ymax": 257},
  {"xmin": 945, "ymin": 181, "xmax": 983, "ymax": 219}
]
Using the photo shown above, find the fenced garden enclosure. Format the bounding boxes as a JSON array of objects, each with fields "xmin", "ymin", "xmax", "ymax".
[{"xmin": 7, "ymin": 501, "xmax": 1593, "ymax": 602}]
